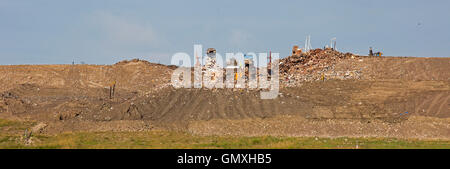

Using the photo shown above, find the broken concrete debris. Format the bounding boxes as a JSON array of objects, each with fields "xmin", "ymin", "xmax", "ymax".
[{"xmin": 280, "ymin": 48, "xmax": 360, "ymax": 86}]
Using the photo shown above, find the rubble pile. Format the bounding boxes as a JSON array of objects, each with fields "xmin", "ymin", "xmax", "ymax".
[
  {"xmin": 114, "ymin": 59, "xmax": 151, "ymax": 65},
  {"xmin": 279, "ymin": 48, "xmax": 360, "ymax": 86},
  {"xmin": 114, "ymin": 59, "xmax": 169, "ymax": 67}
]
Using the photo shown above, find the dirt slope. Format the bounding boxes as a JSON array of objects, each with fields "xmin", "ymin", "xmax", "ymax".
[
  {"xmin": 0, "ymin": 57, "xmax": 449, "ymax": 139},
  {"xmin": 334, "ymin": 57, "xmax": 450, "ymax": 81},
  {"xmin": 0, "ymin": 59, "xmax": 174, "ymax": 94}
]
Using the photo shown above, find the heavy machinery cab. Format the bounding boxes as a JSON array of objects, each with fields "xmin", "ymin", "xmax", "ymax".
[{"xmin": 206, "ymin": 48, "xmax": 216, "ymax": 58}]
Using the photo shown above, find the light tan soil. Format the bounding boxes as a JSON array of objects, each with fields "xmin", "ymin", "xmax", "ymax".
[{"xmin": 0, "ymin": 57, "xmax": 449, "ymax": 139}]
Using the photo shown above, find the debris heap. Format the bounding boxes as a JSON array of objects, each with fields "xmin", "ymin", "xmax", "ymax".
[{"xmin": 280, "ymin": 48, "xmax": 360, "ymax": 86}]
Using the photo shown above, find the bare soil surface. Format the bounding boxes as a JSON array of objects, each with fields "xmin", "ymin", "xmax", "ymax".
[{"xmin": 0, "ymin": 57, "xmax": 449, "ymax": 139}]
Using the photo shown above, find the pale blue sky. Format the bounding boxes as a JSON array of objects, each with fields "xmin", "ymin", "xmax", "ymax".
[{"xmin": 1, "ymin": 0, "xmax": 449, "ymax": 65}]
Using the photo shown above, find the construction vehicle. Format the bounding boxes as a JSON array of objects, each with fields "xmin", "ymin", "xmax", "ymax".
[
  {"xmin": 369, "ymin": 47, "xmax": 383, "ymax": 57},
  {"xmin": 205, "ymin": 48, "xmax": 217, "ymax": 70},
  {"xmin": 292, "ymin": 45, "xmax": 302, "ymax": 56},
  {"xmin": 244, "ymin": 54, "xmax": 253, "ymax": 67},
  {"xmin": 374, "ymin": 52, "xmax": 383, "ymax": 56},
  {"xmin": 206, "ymin": 48, "xmax": 216, "ymax": 58}
]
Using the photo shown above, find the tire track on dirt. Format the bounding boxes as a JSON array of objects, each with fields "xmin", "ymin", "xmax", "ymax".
[
  {"xmin": 436, "ymin": 94, "xmax": 449, "ymax": 117},
  {"xmin": 426, "ymin": 93, "xmax": 444, "ymax": 117}
]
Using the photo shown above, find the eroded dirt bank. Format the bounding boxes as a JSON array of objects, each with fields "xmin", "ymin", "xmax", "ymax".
[{"xmin": 0, "ymin": 57, "xmax": 449, "ymax": 139}]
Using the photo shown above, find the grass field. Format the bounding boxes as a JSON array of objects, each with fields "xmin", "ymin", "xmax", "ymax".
[{"xmin": 1, "ymin": 119, "xmax": 449, "ymax": 149}]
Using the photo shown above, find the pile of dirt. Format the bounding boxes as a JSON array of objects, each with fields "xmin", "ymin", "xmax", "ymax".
[
  {"xmin": 3, "ymin": 79, "xmax": 448, "ymax": 135},
  {"xmin": 279, "ymin": 48, "xmax": 359, "ymax": 86},
  {"xmin": 114, "ymin": 58, "xmax": 173, "ymax": 68},
  {"xmin": 0, "ymin": 59, "xmax": 174, "ymax": 95},
  {"xmin": 280, "ymin": 49, "xmax": 356, "ymax": 74},
  {"xmin": 0, "ymin": 57, "xmax": 449, "ymax": 139},
  {"xmin": 333, "ymin": 57, "xmax": 450, "ymax": 81}
]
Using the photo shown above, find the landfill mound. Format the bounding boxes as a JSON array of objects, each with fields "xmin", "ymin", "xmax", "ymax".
[
  {"xmin": 280, "ymin": 48, "xmax": 356, "ymax": 75},
  {"xmin": 0, "ymin": 57, "xmax": 449, "ymax": 139},
  {"xmin": 1, "ymin": 79, "xmax": 448, "ymax": 135},
  {"xmin": 280, "ymin": 48, "xmax": 359, "ymax": 86},
  {"xmin": 333, "ymin": 57, "xmax": 450, "ymax": 81},
  {"xmin": 279, "ymin": 49, "xmax": 450, "ymax": 87},
  {"xmin": 0, "ymin": 59, "xmax": 175, "ymax": 94}
]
